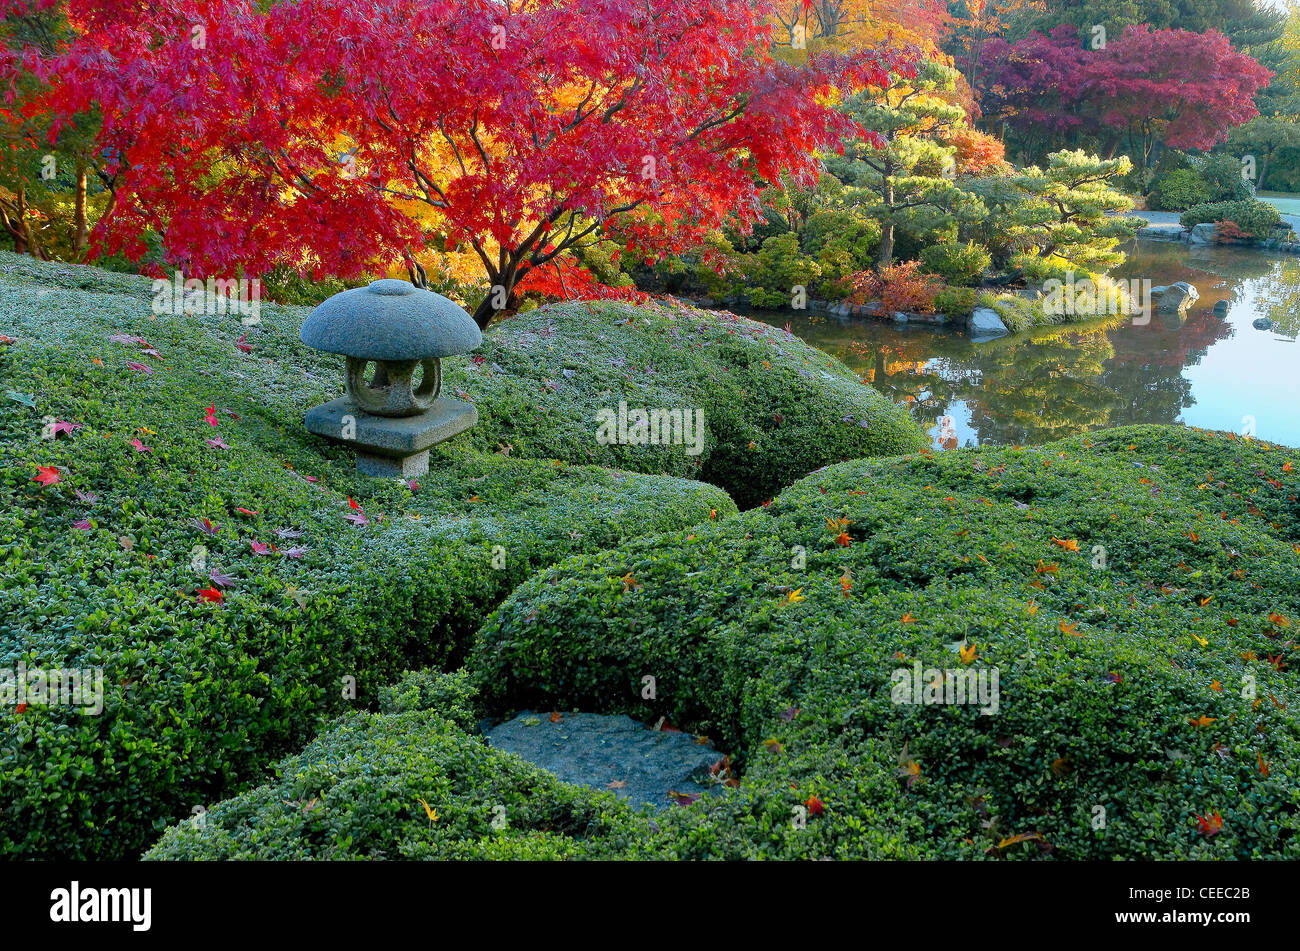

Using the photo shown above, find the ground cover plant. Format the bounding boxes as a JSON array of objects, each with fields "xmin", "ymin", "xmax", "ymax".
[
  {"xmin": 151, "ymin": 425, "xmax": 1300, "ymax": 860},
  {"xmin": 0, "ymin": 253, "xmax": 739, "ymax": 858}
]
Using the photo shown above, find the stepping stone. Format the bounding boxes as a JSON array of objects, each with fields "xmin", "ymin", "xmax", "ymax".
[{"xmin": 484, "ymin": 711, "xmax": 729, "ymax": 810}]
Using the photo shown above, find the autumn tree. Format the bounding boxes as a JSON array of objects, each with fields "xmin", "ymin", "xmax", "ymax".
[
  {"xmin": 23, "ymin": 0, "xmax": 914, "ymax": 326},
  {"xmin": 980, "ymin": 25, "xmax": 1272, "ymax": 168},
  {"xmin": 1013, "ymin": 0, "xmax": 1284, "ymax": 49}
]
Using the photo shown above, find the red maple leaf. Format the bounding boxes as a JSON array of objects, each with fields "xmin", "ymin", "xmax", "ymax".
[{"xmin": 31, "ymin": 465, "xmax": 61, "ymax": 486}]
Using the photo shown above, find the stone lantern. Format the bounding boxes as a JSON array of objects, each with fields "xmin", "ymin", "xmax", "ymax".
[{"xmin": 301, "ymin": 279, "xmax": 482, "ymax": 477}]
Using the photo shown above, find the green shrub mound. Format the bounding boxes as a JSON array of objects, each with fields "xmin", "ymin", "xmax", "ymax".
[
  {"xmin": 143, "ymin": 706, "xmax": 664, "ymax": 861},
  {"xmin": 155, "ymin": 425, "xmax": 1300, "ymax": 860},
  {"xmin": 1179, "ymin": 199, "xmax": 1284, "ymax": 238},
  {"xmin": 1052, "ymin": 426, "xmax": 1300, "ymax": 546},
  {"xmin": 0, "ymin": 253, "xmax": 733, "ymax": 858},
  {"xmin": 469, "ymin": 425, "xmax": 1300, "ymax": 859},
  {"xmin": 445, "ymin": 299, "xmax": 929, "ymax": 508}
]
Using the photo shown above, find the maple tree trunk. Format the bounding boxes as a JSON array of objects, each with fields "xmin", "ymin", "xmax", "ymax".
[
  {"xmin": 73, "ymin": 161, "xmax": 89, "ymax": 253},
  {"xmin": 471, "ymin": 263, "xmax": 520, "ymax": 330}
]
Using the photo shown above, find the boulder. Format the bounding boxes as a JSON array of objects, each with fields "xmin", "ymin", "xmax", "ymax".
[
  {"xmin": 1150, "ymin": 282, "xmax": 1199, "ymax": 316},
  {"xmin": 967, "ymin": 306, "xmax": 1008, "ymax": 341},
  {"xmin": 1187, "ymin": 222, "xmax": 1217, "ymax": 246},
  {"xmin": 1213, "ymin": 300, "xmax": 1229, "ymax": 318},
  {"xmin": 1254, "ymin": 317, "xmax": 1275, "ymax": 331}
]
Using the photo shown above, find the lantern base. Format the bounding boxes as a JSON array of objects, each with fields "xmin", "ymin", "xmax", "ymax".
[
  {"xmin": 355, "ymin": 449, "xmax": 430, "ymax": 479},
  {"xmin": 304, "ymin": 396, "xmax": 478, "ymax": 477}
]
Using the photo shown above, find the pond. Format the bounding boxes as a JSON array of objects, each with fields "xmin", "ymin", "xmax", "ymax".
[{"xmin": 749, "ymin": 240, "xmax": 1300, "ymax": 450}]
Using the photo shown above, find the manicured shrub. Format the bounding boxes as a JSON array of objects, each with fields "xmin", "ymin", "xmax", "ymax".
[
  {"xmin": 919, "ymin": 241, "xmax": 991, "ymax": 286},
  {"xmin": 1147, "ymin": 168, "xmax": 1214, "ymax": 212},
  {"xmin": 742, "ymin": 234, "xmax": 823, "ymax": 309},
  {"xmin": 800, "ymin": 210, "xmax": 880, "ymax": 267},
  {"xmin": 143, "ymin": 710, "xmax": 658, "ymax": 860},
  {"xmin": 462, "ymin": 425, "xmax": 1300, "ymax": 859},
  {"xmin": 1180, "ymin": 199, "xmax": 1282, "ymax": 238},
  {"xmin": 0, "ymin": 252, "xmax": 733, "ymax": 859},
  {"xmin": 147, "ymin": 426, "xmax": 1300, "ymax": 860},
  {"xmin": 449, "ymin": 299, "xmax": 929, "ymax": 509},
  {"xmin": 933, "ymin": 286, "xmax": 978, "ymax": 319}
]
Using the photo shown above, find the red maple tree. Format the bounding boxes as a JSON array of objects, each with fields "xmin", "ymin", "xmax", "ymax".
[
  {"xmin": 16, "ymin": 0, "xmax": 915, "ymax": 325},
  {"xmin": 980, "ymin": 24, "xmax": 1270, "ymax": 167}
]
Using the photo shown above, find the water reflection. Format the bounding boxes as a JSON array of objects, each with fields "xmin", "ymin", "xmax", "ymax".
[{"xmin": 750, "ymin": 241, "xmax": 1300, "ymax": 449}]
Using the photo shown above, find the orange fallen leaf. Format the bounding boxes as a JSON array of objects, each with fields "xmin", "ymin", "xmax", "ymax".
[
  {"xmin": 1188, "ymin": 715, "xmax": 1216, "ymax": 728},
  {"xmin": 996, "ymin": 831, "xmax": 1041, "ymax": 850},
  {"xmin": 1059, "ymin": 620, "xmax": 1080, "ymax": 636},
  {"xmin": 1196, "ymin": 811, "xmax": 1224, "ymax": 837},
  {"xmin": 1052, "ymin": 537, "xmax": 1080, "ymax": 552},
  {"xmin": 899, "ymin": 613, "xmax": 916, "ymax": 624}
]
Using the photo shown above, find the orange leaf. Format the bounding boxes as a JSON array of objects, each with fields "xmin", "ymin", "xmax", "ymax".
[
  {"xmin": 1196, "ymin": 811, "xmax": 1224, "ymax": 836},
  {"xmin": 1052, "ymin": 537, "xmax": 1080, "ymax": 552},
  {"xmin": 900, "ymin": 613, "xmax": 916, "ymax": 624},
  {"xmin": 1188, "ymin": 715, "xmax": 1216, "ymax": 728},
  {"xmin": 996, "ymin": 832, "xmax": 1041, "ymax": 850},
  {"xmin": 1059, "ymin": 620, "xmax": 1080, "ymax": 636}
]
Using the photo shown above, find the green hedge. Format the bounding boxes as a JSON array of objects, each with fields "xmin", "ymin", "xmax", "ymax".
[
  {"xmin": 155, "ymin": 424, "xmax": 1300, "ymax": 860},
  {"xmin": 445, "ymin": 299, "xmax": 929, "ymax": 508},
  {"xmin": 144, "ymin": 707, "xmax": 659, "ymax": 861},
  {"xmin": 0, "ymin": 252, "xmax": 733, "ymax": 859},
  {"xmin": 467, "ymin": 425, "xmax": 1300, "ymax": 859},
  {"xmin": 1179, "ymin": 200, "xmax": 1283, "ymax": 238}
]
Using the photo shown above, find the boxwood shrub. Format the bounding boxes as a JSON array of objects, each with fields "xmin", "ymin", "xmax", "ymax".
[
  {"xmin": 0, "ymin": 252, "xmax": 733, "ymax": 858},
  {"xmin": 154, "ymin": 425, "xmax": 1300, "ymax": 860},
  {"xmin": 444, "ymin": 299, "xmax": 929, "ymax": 508},
  {"xmin": 1179, "ymin": 200, "xmax": 1283, "ymax": 238},
  {"xmin": 467, "ymin": 426, "xmax": 1300, "ymax": 859}
]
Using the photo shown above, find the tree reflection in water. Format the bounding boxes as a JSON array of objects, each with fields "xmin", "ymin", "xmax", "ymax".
[{"xmin": 748, "ymin": 240, "xmax": 1299, "ymax": 448}]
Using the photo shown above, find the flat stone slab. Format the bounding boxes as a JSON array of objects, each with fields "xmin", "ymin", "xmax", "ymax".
[
  {"xmin": 304, "ymin": 396, "xmax": 477, "ymax": 456},
  {"xmin": 484, "ymin": 711, "xmax": 729, "ymax": 810}
]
